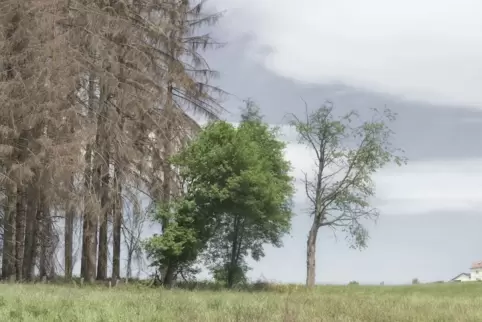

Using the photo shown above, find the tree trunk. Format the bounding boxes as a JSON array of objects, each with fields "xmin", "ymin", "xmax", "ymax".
[
  {"xmin": 96, "ymin": 154, "xmax": 110, "ymax": 280},
  {"xmin": 23, "ymin": 182, "xmax": 38, "ymax": 281},
  {"xmin": 306, "ymin": 223, "xmax": 318, "ymax": 287},
  {"xmin": 2, "ymin": 182, "xmax": 16, "ymax": 280},
  {"xmin": 64, "ymin": 188, "xmax": 75, "ymax": 280},
  {"xmin": 81, "ymin": 73, "xmax": 97, "ymax": 283},
  {"xmin": 227, "ymin": 215, "xmax": 240, "ymax": 289},
  {"xmin": 162, "ymin": 262, "xmax": 176, "ymax": 288},
  {"xmin": 112, "ymin": 51, "xmax": 125, "ymax": 281},
  {"xmin": 111, "ymin": 166, "xmax": 122, "ymax": 280},
  {"xmin": 227, "ymin": 215, "xmax": 245, "ymax": 288},
  {"xmin": 126, "ymin": 250, "xmax": 132, "ymax": 280},
  {"xmin": 38, "ymin": 197, "xmax": 50, "ymax": 279},
  {"xmin": 158, "ymin": 84, "xmax": 175, "ymax": 286},
  {"xmin": 15, "ymin": 185, "xmax": 26, "ymax": 281},
  {"xmin": 80, "ymin": 192, "xmax": 89, "ymax": 278},
  {"xmin": 95, "ymin": 78, "xmax": 110, "ymax": 281}
]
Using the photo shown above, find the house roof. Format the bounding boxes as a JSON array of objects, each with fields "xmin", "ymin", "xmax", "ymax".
[
  {"xmin": 471, "ymin": 261, "xmax": 482, "ymax": 269},
  {"xmin": 451, "ymin": 273, "xmax": 470, "ymax": 281}
]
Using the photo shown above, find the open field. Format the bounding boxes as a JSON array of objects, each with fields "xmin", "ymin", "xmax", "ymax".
[{"xmin": 0, "ymin": 282, "xmax": 481, "ymax": 321}]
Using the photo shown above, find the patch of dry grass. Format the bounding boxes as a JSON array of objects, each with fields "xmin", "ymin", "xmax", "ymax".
[{"xmin": 0, "ymin": 282, "xmax": 481, "ymax": 321}]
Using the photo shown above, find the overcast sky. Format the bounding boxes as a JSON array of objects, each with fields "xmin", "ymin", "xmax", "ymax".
[
  {"xmin": 70, "ymin": 1, "xmax": 482, "ymax": 285},
  {"xmin": 198, "ymin": 0, "xmax": 482, "ymax": 285}
]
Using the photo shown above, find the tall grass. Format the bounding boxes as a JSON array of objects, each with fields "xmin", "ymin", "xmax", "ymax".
[{"xmin": 0, "ymin": 282, "xmax": 481, "ymax": 321}]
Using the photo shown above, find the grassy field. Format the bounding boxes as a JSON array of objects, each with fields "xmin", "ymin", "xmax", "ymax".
[{"xmin": 0, "ymin": 282, "xmax": 481, "ymax": 321}]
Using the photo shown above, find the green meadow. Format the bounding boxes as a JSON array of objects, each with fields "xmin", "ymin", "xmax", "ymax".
[{"xmin": 0, "ymin": 282, "xmax": 481, "ymax": 321}]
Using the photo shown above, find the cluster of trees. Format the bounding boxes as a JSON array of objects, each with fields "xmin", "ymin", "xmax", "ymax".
[
  {"xmin": 145, "ymin": 103, "xmax": 294, "ymax": 287},
  {"xmin": 0, "ymin": 0, "xmax": 223, "ymax": 283},
  {"xmin": 144, "ymin": 101, "xmax": 404, "ymax": 288},
  {"xmin": 0, "ymin": 0, "xmax": 404, "ymax": 288}
]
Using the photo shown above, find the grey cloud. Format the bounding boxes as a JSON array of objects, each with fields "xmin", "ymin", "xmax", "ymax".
[{"xmin": 203, "ymin": 38, "xmax": 482, "ymax": 161}]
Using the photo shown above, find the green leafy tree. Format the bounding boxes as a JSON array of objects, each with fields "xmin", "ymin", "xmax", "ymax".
[
  {"xmin": 203, "ymin": 103, "xmax": 293, "ymax": 288},
  {"xmin": 289, "ymin": 102, "xmax": 405, "ymax": 287},
  {"xmin": 145, "ymin": 103, "xmax": 294, "ymax": 288},
  {"xmin": 144, "ymin": 197, "xmax": 211, "ymax": 287}
]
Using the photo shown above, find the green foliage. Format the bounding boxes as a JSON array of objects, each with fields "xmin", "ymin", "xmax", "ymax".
[
  {"xmin": 211, "ymin": 262, "xmax": 248, "ymax": 286},
  {"xmin": 143, "ymin": 199, "xmax": 207, "ymax": 279},
  {"xmin": 146, "ymin": 102, "xmax": 294, "ymax": 288},
  {"xmin": 290, "ymin": 102, "xmax": 405, "ymax": 249}
]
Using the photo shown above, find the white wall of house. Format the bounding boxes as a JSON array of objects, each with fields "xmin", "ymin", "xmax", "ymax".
[
  {"xmin": 453, "ymin": 274, "xmax": 471, "ymax": 282},
  {"xmin": 470, "ymin": 268, "xmax": 482, "ymax": 281}
]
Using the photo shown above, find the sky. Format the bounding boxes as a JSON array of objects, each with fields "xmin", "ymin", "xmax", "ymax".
[{"xmin": 66, "ymin": 1, "xmax": 482, "ymax": 285}]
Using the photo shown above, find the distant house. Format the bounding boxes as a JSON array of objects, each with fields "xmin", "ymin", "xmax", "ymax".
[
  {"xmin": 450, "ymin": 261, "xmax": 482, "ymax": 282},
  {"xmin": 451, "ymin": 273, "xmax": 470, "ymax": 282}
]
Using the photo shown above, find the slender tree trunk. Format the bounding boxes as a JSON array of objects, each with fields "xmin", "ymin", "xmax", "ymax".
[
  {"xmin": 14, "ymin": 129, "xmax": 29, "ymax": 281},
  {"xmin": 96, "ymin": 158, "xmax": 109, "ymax": 280},
  {"xmin": 80, "ymin": 202, "xmax": 88, "ymax": 278},
  {"xmin": 64, "ymin": 121, "xmax": 76, "ymax": 280},
  {"xmin": 23, "ymin": 182, "xmax": 38, "ymax": 281},
  {"xmin": 2, "ymin": 182, "xmax": 16, "ymax": 280},
  {"xmin": 111, "ymin": 166, "xmax": 122, "ymax": 280},
  {"xmin": 96, "ymin": 78, "xmax": 110, "ymax": 281},
  {"xmin": 38, "ymin": 196, "xmax": 50, "ymax": 279},
  {"xmin": 159, "ymin": 83, "xmax": 175, "ymax": 287},
  {"xmin": 15, "ymin": 185, "xmax": 26, "ymax": 281},
  {"xmin": 81, "ymin": 73, "xmax": 97, "ymax": 283},
  {"xmin": 80, "ymin": 142, "xmax": 92, "ymax": 278},
  {"xmin": 126, "ymin": 250, "xmax": 132, "ymax": 280},
  {"xmin": 64, "ymin": 184, "xmax": 75, "ymax": 280},
  {"xmin": 306, "ymin": 223, "xmax": 318, "ymax": 287},
  {"xmin": 111, "ymin": 51, "xmax": 125, "ymax": 281}
]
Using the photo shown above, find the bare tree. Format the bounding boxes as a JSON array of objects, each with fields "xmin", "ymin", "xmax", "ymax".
[
  {"xmin": 122, "ymin": 191, "xmax": 147, "ymax": 280},
  {"xmin": 289, "ymin": 102, "xmax": 405, "ymax": 287}
]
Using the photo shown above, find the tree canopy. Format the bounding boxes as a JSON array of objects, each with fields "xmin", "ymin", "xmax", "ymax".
[{"xmin": 145, "ymin": 104, "xmax": 294, "ymax": 287}]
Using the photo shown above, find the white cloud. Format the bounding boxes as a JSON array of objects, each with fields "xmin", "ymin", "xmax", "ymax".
[
  {"xmin": 211, "ymin": 0, "xmax": 482, "ymax": 108},
  {"xmin": 196, "ymin": 121, "xmax": 482, "ymax": 216},
  {"xmin": 286, "ymin": 140, "xmax": 482, "ymax": 215},
  {"xmin": 276, "ymin": 123, "xmax": 482, "ymax": 215}
]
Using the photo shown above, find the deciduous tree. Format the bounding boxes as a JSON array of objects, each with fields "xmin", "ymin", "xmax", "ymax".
[
  {"xmin": 289, "ymin": 102, "xmax": 405, "ymax": 287},
  {"xmin": 146, "ymin": 103, "xmax": 294, "ymax": 288}
]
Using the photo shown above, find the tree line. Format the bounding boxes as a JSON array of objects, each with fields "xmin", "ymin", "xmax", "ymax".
[
  {"xmin": 0, "ymin": 0, "xmax": 223, "ymax": 284},
  {"xmin": 0, "ymin": 0, "xmax": 404, "ymax": 288}
]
